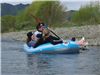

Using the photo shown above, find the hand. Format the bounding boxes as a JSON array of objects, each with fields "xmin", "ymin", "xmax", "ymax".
[{"xmin": 43, "ymin": 29, "xmax": 49, "ymax": 35}]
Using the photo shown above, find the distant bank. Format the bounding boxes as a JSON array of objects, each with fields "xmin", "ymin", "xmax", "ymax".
[{"xmin": 2, "ymin": 25, "xmax": 100, "ymax": 46}]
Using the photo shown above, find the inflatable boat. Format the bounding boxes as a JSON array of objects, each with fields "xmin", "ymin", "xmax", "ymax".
[{"xmin": 23, "ymin": 41, "xmax": 80, "ymax": 54}]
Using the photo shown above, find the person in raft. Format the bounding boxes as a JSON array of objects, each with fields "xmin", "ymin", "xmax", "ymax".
[
  {"xmin": 26, "ymin": 23, "xmax": 44, "ymax": 47},
  {"xmin": 70, "ymin": 37, "xmax": 88, "ymax": 46},
  {"xmin": 33, "ymin": 22, "xmax": 63, "ymax": 48},
  {"xmin": 26, "ymin": 32, "xmax": 36, "ymax": 47}
]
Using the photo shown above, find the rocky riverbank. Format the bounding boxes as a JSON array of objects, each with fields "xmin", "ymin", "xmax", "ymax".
[{"xmin": 2, "ymin": 25, "xmax": 100, "ymax": 46}]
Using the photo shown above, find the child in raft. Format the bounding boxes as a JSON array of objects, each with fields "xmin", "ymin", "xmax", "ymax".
[{"xmin": 26, "ymin": 32, "xmax": 36, "ymax": 47}]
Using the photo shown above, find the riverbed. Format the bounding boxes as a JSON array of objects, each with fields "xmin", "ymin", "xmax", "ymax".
[
  {"xmin": 1, "ymin": 37, "xmax": 100, "ymax": 75},
  {"xmin": 2, "ymin": 25, "xmax": 100, "ymax": 45}
]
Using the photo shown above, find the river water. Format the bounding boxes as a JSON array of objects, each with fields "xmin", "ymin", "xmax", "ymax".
[{"xmin": 1, "ymin": 37, "xmax": 100, "ymax": 75}]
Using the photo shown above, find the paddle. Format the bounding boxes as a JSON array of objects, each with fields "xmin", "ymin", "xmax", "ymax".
[
  {"xmin": 44, "ymin": 24, "xmax": 63, "ymax": 41},
  {"xmin": 48, "ymin": 28, "xmax": 61, "ymax": 39},
  {"xmin": 30, "ymin": 13, "xmax": 63, "ymax": 41}
]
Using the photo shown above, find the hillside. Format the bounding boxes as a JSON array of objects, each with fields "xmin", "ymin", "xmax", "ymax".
[{"xmin": 1, "ymin": 3, "xmax": 29, "ymax": 16}]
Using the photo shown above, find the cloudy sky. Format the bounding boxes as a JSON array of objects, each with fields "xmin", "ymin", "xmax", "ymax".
[
  {"xmin": 61, "ymin": 0, "xmax": 99, "ymax": 10},
  {"xmin": 1, "ymin": 0, "xmax": 34, "ymax": 5},
  {"xmin": 1, "ymin": 0, "xmax": 100, "ymax": 10}
]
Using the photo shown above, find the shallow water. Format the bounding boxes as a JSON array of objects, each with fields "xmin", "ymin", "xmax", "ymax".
[{"xmin": 1, "ymin": 38, "xmax": 100, "ymax": 75}]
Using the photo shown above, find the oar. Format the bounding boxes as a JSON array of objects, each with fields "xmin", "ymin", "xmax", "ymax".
[
  {"xmin": 46, "ymin": 27, "xmax": 63, "ymax": 40},
  {"xmin": 48, "ymin": 28, "xmax": 61, "ymax": 39},
  {"xmin": 30, "ymin": 13, "xmax": 43, "ymax": 23},
  {"xmin": 30, "ymin": 13, "xmax": 64, "ymax": 41}
]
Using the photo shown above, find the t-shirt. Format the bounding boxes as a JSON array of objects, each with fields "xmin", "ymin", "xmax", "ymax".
[
  {"xmin": 34, "ymin": 31, "xmax": 42, "ymax": 35},
  {"xmin": 34, "ymin": 31, "xmax": 42, "ymax": 41}
]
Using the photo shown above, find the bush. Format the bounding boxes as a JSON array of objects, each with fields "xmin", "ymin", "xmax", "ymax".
[
  {"xmin": 1, "ymin": 15, "xmax": 16, "ymax": 32},
  {"xmin": 71, "ymin": 2, "xmax": 100, "ymax": 25}
]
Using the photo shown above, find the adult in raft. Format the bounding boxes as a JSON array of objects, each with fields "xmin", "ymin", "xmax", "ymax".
[{"xmin": 33, "ymin": 23, "xmax": 63, "ymax": 48}]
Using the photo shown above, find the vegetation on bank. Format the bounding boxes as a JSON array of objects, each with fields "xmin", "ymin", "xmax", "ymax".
[
  {"xmin": 2, "ymin": 1, "xmax": 66, "ymax": 32},
  {"xmin": 1, "ymin": 1, "xmax": 100, "ymax": 33},
  {"xmin": 71, "ymin": 2, "xmax": 100, "ymax": 25},
  {"xmin": 1, "ymin": 15, "xmax": 16, "ymax": 32},
  {"xmin": 15, "ymin": 1, "xmax": 66, "ymax": 29}
]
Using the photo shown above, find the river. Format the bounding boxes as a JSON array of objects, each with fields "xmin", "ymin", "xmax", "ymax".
[{"xmin": 1, "ymin": 37, "xmax": 100, "ymax": 75}]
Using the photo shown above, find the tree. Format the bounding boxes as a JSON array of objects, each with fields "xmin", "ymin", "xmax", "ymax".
[
  {"xmin": 16, "ymin": 1, "xmax": 67, "ymax": 28},
  {"xmin": 35, "ymin": 1, "xmax": 66, "ymax": 26},
  {"xmin": 1, "ymin": 15, "xmax": 16, "ymax": 32},
  {"xmin": 71, "ymin": 2, "xmax": 100, "ymax": 25}
]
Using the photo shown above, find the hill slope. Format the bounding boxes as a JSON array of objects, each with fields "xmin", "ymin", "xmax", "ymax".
[{"xmin": 1, "ymin": 3, "xmax": 29, "ymax": 16}]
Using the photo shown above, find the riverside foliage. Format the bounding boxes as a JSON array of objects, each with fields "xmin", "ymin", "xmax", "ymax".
[
  {"xmin": 71, "ymin": 2, "xmax": 100, "ymax": 25},
  {"xmin": 1, "ymin": 1, "xmax": 100, "ymax": 33},
  {"xmin": 2, "ymin": 1, "xmax": 66, "ymax": 32}
]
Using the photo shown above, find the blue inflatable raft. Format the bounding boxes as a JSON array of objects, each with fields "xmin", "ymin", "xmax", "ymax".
[{"xmin": 24, "ymin": 41, "xmax": 80, "ymax": 54}]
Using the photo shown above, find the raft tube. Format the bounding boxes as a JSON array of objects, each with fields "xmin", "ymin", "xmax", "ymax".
[{"xmin": 23, "ymin": 41, "xmax": 80, "ymax": 54}]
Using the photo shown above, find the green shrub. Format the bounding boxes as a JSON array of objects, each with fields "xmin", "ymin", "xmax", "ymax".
[
  {"xmin": 71, "ymin": 2, "xmax": 100, "ymax": 25},
  {"xmin": 1, "ymin": 15, "xmax": 16, "ymax": 32}
]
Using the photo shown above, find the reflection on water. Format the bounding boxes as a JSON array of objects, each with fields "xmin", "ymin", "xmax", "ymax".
[
  {"xmin": 26, "ymin": 54, "xmax": 80, "ymax": 75},
  {"xmin": 26, "ymin": 50, "xmax": 100, "ymax": 75},
  {"xmin": 1, "ymin": 38, "xmax": 100, "ymax": 75},
  {"xmin": 26, "ymin": 54, "xmax": 52, "ymax": 75}
]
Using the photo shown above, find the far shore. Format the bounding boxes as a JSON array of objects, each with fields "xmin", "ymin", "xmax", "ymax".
[{"xmin": 1, "ymin": 25, "xmax": 100, "ymax": 46}]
